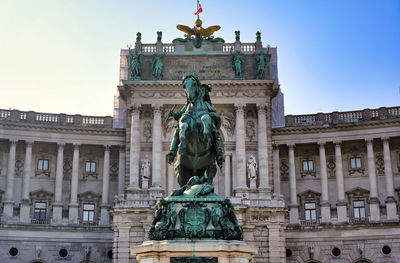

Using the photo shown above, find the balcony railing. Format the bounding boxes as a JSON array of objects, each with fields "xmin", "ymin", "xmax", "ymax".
[
  {"xmin": 0, "ymin": 109, "xmax": 113, "ymax": 128},
  {"xmin": 299, "ymin": 219, "xmax": 320, "ymax": 226},
  {"xmin": 349, "ymin": 217, "xmax": 369, "ymax": 225},
  {"xmin": 31, "ymin": 219, "xmax": 50, "ymax": 225},
  {"xmin": 285, "ymin": 106, "xmax": 400, "ymax": 127}
]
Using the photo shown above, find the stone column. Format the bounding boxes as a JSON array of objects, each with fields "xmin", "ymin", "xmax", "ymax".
[
  {"xmin": 366, "ymin": 138, "xmax": 380, "ymax": 222},
  {"xmin": 234, "ymin": 103, "xmax": 247, "ymax": 192},
  {"xmin": 52, "ymin": 143, "xmax": 65, "ymax": 224},
  {"xmin": 3, "ymin": 139, "xmax": 17, "ymax": 221},
  {"xmin": 272, "ymin": 144, "xmax": 281, "ymax": 196},
  {"xmin": 257, "ymin": 103, "xmax": 269, "ymax": 189},
  {"xmin": 288, "ymin": 144, "xmax": 299, "ymax": 224},
  {"xmin": 69, "ymin": 143, "xmax": 80, "ymax": 224},
  {"xmin": 382, "ymin": 137, "xmax": 398, "ymax": 221},
  {"xmin": 167, "ymin": 161, "xmax": 175, "ymax": 194},
  {"xmin": 151, "ymin": 104, "xmax": 162, "ymax": 189},
  {"xmin": 20, "ymin": 140, "xmax": 33, "ymax": 223},
  {"xmin": 334, "ymin": 141, "xmax": 348, "ymax": 223},
  {"xmin": 129, "ymin": 105, "xmax": 141, "ymax": 189},
  {"xmin": 100, "ymin": 145, "xmax": 111, "ymax": 225},
  {"xmin": 318, "ymin": 142, "xmax": 331, "ymax": 223},
  {"xmin": 224, "ymin": 153, "xmax": 232, "ymax": 197},
  {"xmin": 118, "ymin": 146, "xmax": 126, "ymax": 198}
]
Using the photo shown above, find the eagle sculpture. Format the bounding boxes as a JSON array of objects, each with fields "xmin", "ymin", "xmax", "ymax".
[{"xmin": 177, "ymin": 19, "xmax": 220, "ymax": 39}]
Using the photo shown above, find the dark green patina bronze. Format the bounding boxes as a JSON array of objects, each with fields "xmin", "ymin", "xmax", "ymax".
[
  {"xmin": 171, "ymin": 257, "xmax": 218, "ymax": 263},
  {"xmin": 128, "ymin": 46, "xmax": 144, "ymax": 80},
  {"xmin": 254, "ymin": 45, "xmax": 270, "ymax": 79},
  {"xmin": 148, "ymin": 74, "xmax": 242, "ymax": 241},
  {"xmin": 231, "ymin": 51, "xmax": 246, "ymax": 79}
]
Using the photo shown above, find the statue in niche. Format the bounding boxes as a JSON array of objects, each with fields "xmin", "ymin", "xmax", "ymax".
[
  {"xmin": 128, "ymin": 46, "xmax": 144, "ymax": 80},
  {"xmin": 220, "ymin": 112, "xmax": 235, "ymax": 137},
  {"xmin": 143, "ymin": 121, "xmax": 152, "ymax": 141},
  {"xmin": 157, "ymin": 31, "xmax": 162, "ymax": 42},
  {"xmin": 246, "ymin": 120, "xmax": 255, "ymax": 141},
  {"xmin": 247, "ymin": 155, "xmax": 258, "ymax": 179},
  {"xmin": 141, "ymin": 155, "xmax": 151, "ymax": 180},
  {"xmin": 254, "ymin": 46, "xmax": 270, "ymax": 79},
  {"xmin": 235, "ymin": 30, "xmax": 240, "ymax": 42},
  {"xmin": 152, "ymin": 54, "xmax": 164, "ymax": 80},
  {"xmin": 231, "ymin": 51, "xmax": 246, "ymax": 79}
]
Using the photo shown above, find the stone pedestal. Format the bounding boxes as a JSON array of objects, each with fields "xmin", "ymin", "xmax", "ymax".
[
  {"xmin": 249, "ymin": 178, "xmax": 257, "ymax": 189},
  {"xmin": 142, "ymin": 178, "xmax": 149, "ymax": 189},
  {"xmin": 51, "ymin": 202, "xmax": 63, "ymax": 224},
  {"xmin": 131, "ymin": 240, "xmax": 257, "ymax": 263},
  {"xmin": 19, "ymin": 200, "xmax": 31, "ymax": 223}
]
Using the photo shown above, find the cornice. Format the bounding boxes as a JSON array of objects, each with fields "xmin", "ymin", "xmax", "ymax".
[
  {"xmin": 0, "ymin": 121, "xmax": 125, "ymax": 136},
  {"xmin": 272, "ymin": 118, "xmax": 400, "ymax": 135}
]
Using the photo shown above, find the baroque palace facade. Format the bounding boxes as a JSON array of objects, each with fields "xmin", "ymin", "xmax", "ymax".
[{"xmin": 0, "ymin": 29, "xmax": 400, "ymax": 263}]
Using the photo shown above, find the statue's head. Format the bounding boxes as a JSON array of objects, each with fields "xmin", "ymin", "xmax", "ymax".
[{"xmin": 182, "ymin": 74, "xmax": 201, "ymax": 102}]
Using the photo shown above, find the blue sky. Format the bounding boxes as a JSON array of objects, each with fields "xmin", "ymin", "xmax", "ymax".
[{"xmin": 0, "ymin": 0, "xmax": 399, "ymax": 116}]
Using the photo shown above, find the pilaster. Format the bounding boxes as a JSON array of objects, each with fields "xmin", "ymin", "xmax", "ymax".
[{"xmin": 20, "ymin": 140, "xmax": 33, "ymax": 223}]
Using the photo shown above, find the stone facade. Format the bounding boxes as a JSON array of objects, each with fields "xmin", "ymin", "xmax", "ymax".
[{"xmin": 0, "ymin": 31, "xmax": 399, "ymax": 263}]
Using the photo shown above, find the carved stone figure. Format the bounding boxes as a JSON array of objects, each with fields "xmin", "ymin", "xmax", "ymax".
[
  {"xmin": 247, "ymin": 155, "xmax": 258, "ymax": 179},
  {"xmin": 141, "ymin": 155, "xmax": 151, "ymax": 179},
  {"xmin": 220, "ymin": 112, "xmax": 235, "ymax": 137},
  {"xmin": 254, "ymin": 47, "xmax": 270, "ymax": 79},
  {"xmin": 128, "ymin": 47, "xmax": 144, "ymax": 80},
  {"xmin": 231, "ymin": 51, "xmax": 246, "ymax": 79},
  {"xmin": 166, "ymin": 74, "xmax": 224, "ymax": 186},
  {"xmin": 152, "ymin": 54, "xmax": 164, "ymax": 80},
  {"xmin": 143, "ymin": 120, "xmax": 152, "ymax": 141},
  {"xmin": 246, "ymin": 120, "xmax": 255, "ymax": 141}
]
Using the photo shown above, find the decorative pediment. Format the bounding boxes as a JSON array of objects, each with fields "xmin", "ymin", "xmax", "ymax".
[
  {"xmin": 346, "ymin": 187, "xmax": 369, "ymax": 198},
  {"xmin": 30, "ymin": 189, "xmax": 54, "ymax": 199},
  {"xmin": 78, "ymin": 191, "xmax": 101, "ymax": 201},
  {"xmin": 298, "ymin": 189, "xmax": 321, "ymax": 200}
]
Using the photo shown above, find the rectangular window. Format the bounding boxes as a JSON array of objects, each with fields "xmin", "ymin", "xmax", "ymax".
[
  {"xmin": 83, "ymin": 203, "xmax": 95, "ymax": 222},
  {"xmin": 302, "ymin": 160, "xmax": 314, "ymax": 172},
  {"xmin": 85, "ymin": 161, "xmax": 96, "ymax": 173},
  {"xmin": 353, "ymin": 200, "xmax": 366, "ymax": 219},
  {"xmin": 34, "ymin": 202, "xmax": 47, "ymax": 220},
  {"xmin": 304, "ymin": 202, "xmax": 317, "ymax": 221},
  {"xmin": 350, "ymin": 157, "xmax": 362, "ymax": 169},
  {"xmin": 37, "ymin": 159, "xmax": 49, "ymax": 171}
]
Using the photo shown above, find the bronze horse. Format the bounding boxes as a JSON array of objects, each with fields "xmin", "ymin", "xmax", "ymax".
[{"xmin": 167, "ymin": 74, "xmax": 223, "ymax": 187}]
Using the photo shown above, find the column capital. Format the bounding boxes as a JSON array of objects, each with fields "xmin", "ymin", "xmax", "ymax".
[
  {"xmin": 365, "ymin": 138, "xmax": 374, "ymax": 145},
  {"xmin": 223, "ymin": 152, "xmax": 232, "ymax": 158},
  {"xmin": 25, "ymin": 140, "xmax": 34, "ymax": 146},
  {"xmin": 9, "ymin": 139, "xmax": 18, "ymax": 145},
  {"xmin": 381, "ymin": 136, "xmax": 390, "ymax": 142},
  {"xmin": 73, "ymin": 143, "xmax": 80, "ymax": 150},
  {"xmin": 57, "ymin": 142, "xmax": 65, "ymax": 148},
  {"xmin": 103, "ymin": 145, "xmax": 111, "ymax": 151},
  {"xmin": 272, "ymin": 142, "xmax": 280, "ymax": 149},
  {"xmin": 318, "ymin": 141, "xmax": 326, "ymax": 147},
  {"xmin": 333, "ymin": 140, "xmax": 342, "ymax": 146},
  {"xmin": 287, "ymin": 143, "xmax": 295, "ymax": 150},
  {"xmin": 234, "ymin": 103, "xmax": 246, "ymax": 112},
  {"xmin": 151, "ymin": 104, "xmax": 163, "ymax": 113},
  {"xmin": 256, "ymin": 103, "xmax": 268, "ymax": 112},
  {"xmin": 129, "ymin": 104, "xmax": 142, "ymax": 114}
]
